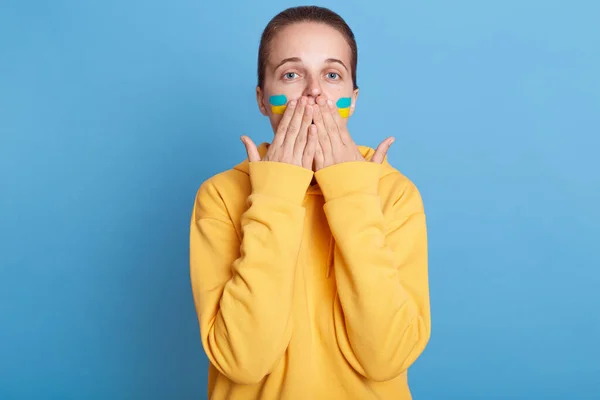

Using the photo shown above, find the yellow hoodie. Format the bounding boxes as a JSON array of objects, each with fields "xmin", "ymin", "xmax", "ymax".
[{"xmin": 190, "ymin": 143, "xmax": 431, "ymax": 400}]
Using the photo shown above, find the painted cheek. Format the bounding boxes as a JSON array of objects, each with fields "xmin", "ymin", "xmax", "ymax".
[
  {"xmin": 336, "ymin": 97, "xmax": 352, "ymax": 118},
  {"xmin": 269, "ymin": 94, "xmax": 287, "ymax": 115}
]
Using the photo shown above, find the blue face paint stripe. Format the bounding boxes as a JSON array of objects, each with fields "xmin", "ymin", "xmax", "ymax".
[
  {"xmin": 336, "ymin": 97, "xmax": 352, "ymax": 108},
  {"xmin": 269, "ymin": 94, "xmax": 287, "ymax": 106}
]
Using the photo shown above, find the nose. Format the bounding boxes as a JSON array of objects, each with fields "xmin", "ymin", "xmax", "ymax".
[{"xmin": 303, "ymin": 75, "xmax": 322, "ymax": 105}]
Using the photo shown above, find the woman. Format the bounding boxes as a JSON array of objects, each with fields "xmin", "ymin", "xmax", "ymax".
[{"xmin": 190, "ymin": 6, "xmax": 431, "ymax": 399}]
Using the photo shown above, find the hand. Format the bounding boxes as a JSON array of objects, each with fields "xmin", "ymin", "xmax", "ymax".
[
  {"xmin": 312, "ymin": 96, "xmax": 395, "ymax": 170},
  {"xmin": 241, "ymin": 96, "xmax": 318, "ymax": 170}
]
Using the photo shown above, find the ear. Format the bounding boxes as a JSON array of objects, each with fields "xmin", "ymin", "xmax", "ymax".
[
  {"xmin": 256, "ymin": 86, "xmax": 268, "ymax": 116},
  {"xmin": 349, "ymin": 88, "xmax": 359, "ymax": 117}
]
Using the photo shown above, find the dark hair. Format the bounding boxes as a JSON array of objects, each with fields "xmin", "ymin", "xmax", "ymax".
[{"xmin": 257, "ymin": 6, "xmax": 358, "ymax": 90}]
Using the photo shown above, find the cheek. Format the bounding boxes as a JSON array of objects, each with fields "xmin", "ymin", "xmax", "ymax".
[
  {"xmin": 335, "ymin": 97, "xmax": 352, "ymax": 118},
  {"xmin": 263, "ymin": 85, "xmax": 304, "ymax": 115},
  {"xmin": 263, "ymin": 94, "xmax": 286, "ymax": 132},
  {"xmin": 268, "ymin": 114, "xmax": 283, "ymax": 133},
  {"xmin": 268, "ymin": 94, "xmax": 288, "ymax": 115}
]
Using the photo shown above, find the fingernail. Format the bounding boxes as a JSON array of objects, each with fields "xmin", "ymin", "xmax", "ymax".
[
  {"xmin": 290, "ymin": 100, "xmax": 297, "ymax": 107},
  {"xmin": 327, "ymin": 99, "xmax": 333, "ymax": 106}
]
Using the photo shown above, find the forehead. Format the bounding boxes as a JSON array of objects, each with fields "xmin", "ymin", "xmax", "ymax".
[{"xmin": 268, "ymin": 22, "xmax": 351, "ymax": 65}]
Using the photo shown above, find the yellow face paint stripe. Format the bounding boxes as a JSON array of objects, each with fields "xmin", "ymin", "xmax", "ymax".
[
  {"xmin": 338, "ymin": 108, "xmax": 350, "ymax": 118},
  {"xmin": 271, "ymin": 105, "xmax": 287, "ymax": 115}
]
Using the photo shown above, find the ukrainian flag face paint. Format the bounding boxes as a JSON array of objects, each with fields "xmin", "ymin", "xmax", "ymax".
[
  {"xmin": 336, "ymin": 97, "xmax": 352, "ymax": 118},
  {"xmin": 269, "ymin": 94, "xmax": 287, "ymax": 115},
  {"xmin": 269, "ymin": 95, "xmax": 352, "ymax": 117}
]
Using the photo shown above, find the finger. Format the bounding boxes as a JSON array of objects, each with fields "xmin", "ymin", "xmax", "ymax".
[
  {"xmin": 371, "ymin": 137, "xmax": 395, "ymax": 164},
  {"xmin": 312, "ymin": 105, "xmax": 332, "ymax": 164},
  {"xmin": 272, "ymin": 99, "xmax": 298, "ymax": 147},
  {"xmin": 241, "ymin": 136, "xmax": 261, "ymax": 162},
  {"xmin": 293, "ymin": 104, "xmax": 314, "ymax": 159},
  {"xmin": 283, "ymin": 96, "xmax": 307, "ymax": 146},
  {"xmin": 319, "ymin": 99, "xmax": 342, "ymax": 146},
  {"xmin": 302, "ymin": 125, "xmax": 318, "ymax": 169},
  {"xmin": 314, "ymin": 132, "xmax": 324, "ymax": 171},
  {"xmin": 331, "ymin": 98, "xmax": 354, "ymax": 144}
]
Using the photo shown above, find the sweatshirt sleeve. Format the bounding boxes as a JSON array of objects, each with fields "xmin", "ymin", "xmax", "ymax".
[
  {"xmin": 190, "ymin": 162, "xmax": 313, "ymax": 384},
  {"xmin": 314, "ymin": 161, "xmax": 431, "ymax": 382}
]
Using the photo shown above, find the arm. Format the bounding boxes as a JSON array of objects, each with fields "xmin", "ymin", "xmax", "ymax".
[
  {"xmin": 190, "ymin": 162, "xmax": 313, "ymax": 384},
  {"xmin": 315, "ymin": 161, "xmax": 431, "ymax": 382}
]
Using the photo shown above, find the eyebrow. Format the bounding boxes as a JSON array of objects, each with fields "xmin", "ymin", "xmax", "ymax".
[
  {"xmin": 274, "ymin": 57, "xmax": 302, "ymax": 70},
  {"xmin": 325, "ymin": 58, "xmax": 348, "ymax": 72},
  {"xmin": 274, "ymin": 57, "xmax": 349, "ymax": 72}
]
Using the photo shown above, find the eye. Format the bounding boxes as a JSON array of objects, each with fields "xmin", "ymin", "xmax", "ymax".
[
  {"xmin": 326, "ymin": 72, "xmax": 340, "ymax": 80},
  {"xmin": 283, "ymin": 72, "xmax": 299, "ymax": 80}
]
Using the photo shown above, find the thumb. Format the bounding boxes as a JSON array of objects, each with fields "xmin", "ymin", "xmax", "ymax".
[
  {"xmin": 371, "ymin": 137, "xmax": 395, "ymax": 164},
  {"xmin": 241, "ymin": 136, "xmax": 261, "ymax": 162}
]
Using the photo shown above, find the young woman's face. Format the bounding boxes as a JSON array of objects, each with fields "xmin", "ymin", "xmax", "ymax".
[{"xmin": 256, "ymin": 21, "xmax": 359, "ymax": 132}]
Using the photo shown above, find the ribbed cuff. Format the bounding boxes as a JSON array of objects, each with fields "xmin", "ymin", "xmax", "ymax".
[
  {"xmin": 315, "ymin": 161, "xmax": 381, "ymax": 202},
  {"xmin": 249, "ymin": 161, "xmax": 314, "ymax": 204}
]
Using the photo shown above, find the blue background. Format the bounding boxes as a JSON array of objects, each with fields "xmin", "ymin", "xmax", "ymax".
[{"xmin": 1, "ymin": 0, "xmax": 599, "ymax": 399}]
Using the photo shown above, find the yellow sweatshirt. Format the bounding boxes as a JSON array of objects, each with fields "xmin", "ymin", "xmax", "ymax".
[{"xmin": 190, "ymin": 143, "xmax": 431, "ymax": 400}]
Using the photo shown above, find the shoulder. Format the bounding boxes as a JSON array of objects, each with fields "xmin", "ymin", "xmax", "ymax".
[
  {"xmin": 357, "ymin": 144, "xmax": 424, "ymax": 211},
  {"xmin": 377, "ymin": 160, "xmax": 425, "ymax": 217},
  {"xmin": 197, "ymin": 168, "xmax": 250, "ymax": 198},
  {"xmin": 192, "ymin": 167, "xmax": 251, "ymax": 223}
]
